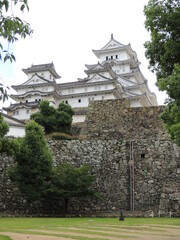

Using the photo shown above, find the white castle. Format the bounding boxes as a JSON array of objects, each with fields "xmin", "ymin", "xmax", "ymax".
[{"xmin": 4, "ymin": 35, "xmax": 157, "ymax": 123}]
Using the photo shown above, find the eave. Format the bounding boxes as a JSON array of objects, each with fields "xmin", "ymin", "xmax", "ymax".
[
  {"xmin": 10, "ymin": 90, "xmax": 59, "ymax": 100},
  {"xmin": 1, "ymin": 113, "xmax": 25, "ymax": 125},
  {"xmin": 58, "ymin": 79, "xmax": 116, "ymax": 89},
  {"xmin": 57, "ymin": 88, "xmax": 117, "ymax": 99},
  {"xmin": 22, "ymin": 63, "xmax": 61, "ymax": 79},
  {"xmin": 92, "ymin": 45, "xmax": 130, "ymax": 59},
  {"xmin": 3, "ymin": 102, "xmax": 40, "ymax": 111}
]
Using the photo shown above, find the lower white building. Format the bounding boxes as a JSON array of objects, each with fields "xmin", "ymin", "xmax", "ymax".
[{"xmin": 1, "ymin": 113, "xmax": 25, "ymax": 138}]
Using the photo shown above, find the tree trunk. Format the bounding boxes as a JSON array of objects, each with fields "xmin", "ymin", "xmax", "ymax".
[{"xmin": 64, "ymin": 197, "xmax": 69, "ymax": 213}]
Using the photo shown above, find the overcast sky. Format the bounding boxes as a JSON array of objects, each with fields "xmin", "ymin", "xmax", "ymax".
[{"xmin": 1, "ymin": 0, "xmax": 167, "ymax": 108}]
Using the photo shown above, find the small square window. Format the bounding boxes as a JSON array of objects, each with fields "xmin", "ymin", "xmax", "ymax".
[
  {"xmin": 65, "ymin": 100, "xmax": 68, "ymax": 104},
  {"xmin": 26, "ymin": 100, "xmax": 28, "ymax": 103},
  {"xmin": 78, "ymin": 99, "xmax": 81, "ymax": 103},
  {"xmin": 106, "ymin": 56, "xmax": 108, "ymax": 60},
  {"xmin": 116, "ymin": 55, "xmax": 118, "ymax": 59},
  {"xmin": 111, "ymin": 56, "xmax": 113, "ymax": 59}
]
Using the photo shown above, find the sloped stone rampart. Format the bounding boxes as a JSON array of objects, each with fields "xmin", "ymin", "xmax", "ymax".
[{"xmin": 80, "ymin": 99, "xmax": 167, "ymax": 140}]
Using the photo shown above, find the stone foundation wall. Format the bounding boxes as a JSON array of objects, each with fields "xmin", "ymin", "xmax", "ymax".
[
  {"xmin": 0, "ymin": 99, "xmax": 180, "ymax": 216},
  {"xmin": 48, "ymin": 138, "xmax": 180, "ymax": 216}
]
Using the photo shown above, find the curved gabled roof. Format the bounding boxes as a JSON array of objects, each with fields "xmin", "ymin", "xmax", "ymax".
[
  {"xmin": 3, "ymin": 101, "xmax": 40, "ymax": 111},
  {"xmin": 101, "ymin": 57, "xmax": 140, "ymax": 68},
  {"xmin": 10, "ymin": 90, "xmax": 58, "ymax": 100},
  {"xmin": 12, "ymin": 73, "xmax": 54, "ymax": 90},
  {"xmin": 85, "ymin": 61, "xmax": 109, "ymax": 71},
  {"xmin": 85, "ymin": 63, "xmax": 99, "ymax": 70},
  {"xmin": 92, "ymin": 34, "xmax": 138, "ymax": 62},
  {"xmin": 22, "ymin": 63, "xmax": 61, "ymax": 79},
  {"xmin": 1, "ymin": 113, "xmax": 25, "ymax": 126}
]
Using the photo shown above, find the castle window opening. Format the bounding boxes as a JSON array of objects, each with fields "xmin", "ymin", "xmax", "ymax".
[
  {"xmin": 116, "ymin": 55, "xmax": 118, "ymax": 59},
  {"xmin": 78, "ymin": 99, "xmax": 81, "ymax": 103},
  {"xmin": 111, "ymin": 56, "xmax": 113, "ymax": 59},
  {"xmin": 141, "ymin": 153, "xmax": 145, "ymax": 159},
  {"xmin": 106, "ymin": 56, "xmax": 108, "ymax": 60},
  {"xmin": 65, "ymin": 100, "xmax": 68, "ymax": 104}
]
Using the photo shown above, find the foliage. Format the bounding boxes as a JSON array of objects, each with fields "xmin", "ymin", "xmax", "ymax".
[
  {"xmin": 1, "ymin": 137, "xmax": 21, "ymax": 156},
  {"xmin": 0, "ymin": 113, "xmax": 20, "ymax": 156},
  {"xmin": 57, "ymin": 102, "xmax": 74, "ymax": 117},
  {"xmin": 31, "ymin": 100, "xmax": 74, "ymax": 134},
  {"xmin": 43, "ymin": 164, "xmax": 99, "ymax": 212},
  {"xmin": 30, "ymin": 100, "xmax": 57, "ymax": 134},
  {"xmin": 9, "ymin": 120, "xmax": 53, "ymax": 201},
  {"xmin": 0, "ymin": 0, "xmax": 32, "ymax": 103},
  {"xmin": 160, "ymin": 102, "xmax": 180, "ymax": 145},
  {"xmin": 0, "ymin": 82, "xmax": 9, "ymax": 103},
  {"xmin": 0, "ymin": 113, "xmax": 9, "ymax": 139},
  {"xmin": 49, "ymin": 132, "xmax": 78, "ymax": 140},
  {"xmin": 144, "ymin": 0, "xmax": 180, "ymax": 145},
  {"xmin": 144, "ymin": 0, "xmax": 180, "ymax": 79},
  {"xmin": 0, "ymin": 0, "xmax": 33, "ymax": 62},
  {"xmin": 158, "ymin": 64, "xmax": 180, "ymax": 104}
]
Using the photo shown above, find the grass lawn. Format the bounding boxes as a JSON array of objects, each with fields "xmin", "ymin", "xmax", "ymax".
[
  {"xmin": 0, "ymin": 236, "xmax": 11, "ymax": 240},
  {"xmin": 0, "ymin": 217, "xmax": 179, "ymax": 240}
]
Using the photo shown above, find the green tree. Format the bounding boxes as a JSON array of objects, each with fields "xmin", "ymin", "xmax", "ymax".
[
  {"xmin": 31, "ymin": 100, "xmax": 74, "ymax": 134},
  {"xmin": 43, "ymin": 164, "xmax": 99, "ymax": 212},
  {"xmin": 144, "ymin": 0, "xmax": 180, "ymax": 79},
  {"xmin": 57, "ymin": 102, "xmax": 74, "ymax": 117},
  {"xmin": 144, "ymin": 0, "xmax": 180, "ymax": 145},
  {"xmin": 9, "ymin": 120, "xmax": 53, "ymax": 201},
  {"xmin": 0, "ymin": 0, "xmax": 33, "ymax": 102},
  {"xmin": 0, "ymin": 112, "xmax": 9, "ymax": 151},
  {"xmin": 0, "ymin": 113, "xmax": 21, "ymax": 155},
  {"xmin": 31, "ymin": 100, "xmax": 57, "ymax": 134}
]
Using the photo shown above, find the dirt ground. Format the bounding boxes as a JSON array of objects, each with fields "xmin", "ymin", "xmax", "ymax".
[{"xmin": 1, "ymin": 224, "xmax": 180, "ymax": 240}]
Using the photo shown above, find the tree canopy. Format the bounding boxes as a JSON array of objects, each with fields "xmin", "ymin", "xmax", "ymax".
[
  {"xmin": 43, "ymin": 164, "xmax": 99, "ymax": 212},
  {"xmin": 144, "ymin": 0, "xmax": 180, "ymax": 145},
  {"xmin": 144, "ymin": 0, "xmax": 180, "ymax": 79},
  {"xmin": 0, "ymin": 113, "xmax": 9, "ymax": 151},
  {"xmin": 0, "ymin": 0, "xmax": 32, "ymax": 103},
  {"xmin": 30, "ymin": 100, "xmax": 74, "ymax": 134},
  {"xmin": 0, "ymin": 113, "xmax": 20, "ymax": 155},
  {"xmin": 0, "ymin": 0, "xmax": 33, "ymax": 62},
  {"xmin": 9, "ymin": 120, "xmax": 53, "ymax": 201}
]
